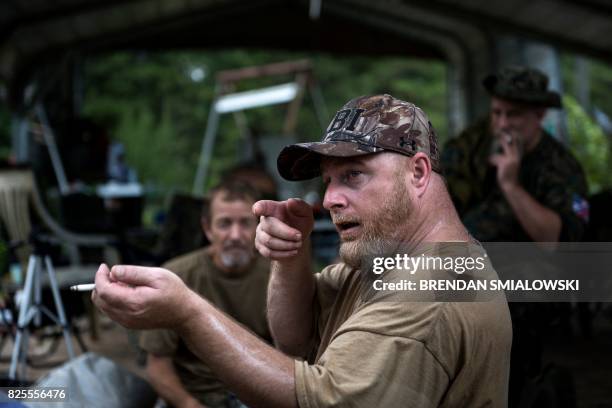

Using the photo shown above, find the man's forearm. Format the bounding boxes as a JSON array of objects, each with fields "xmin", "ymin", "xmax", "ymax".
[
  {"xmin": 501, "ymin": 183, "xmax": 562, "ymax": 242},
  {"xmin": 267, "ymin": 241, "xmax": 316, "ymax": 357},
  {"xmin": 147, "ymin": 355, "xmax": 201, "ymax": 408},
  {"xmin": 177, "ymin": 292, "xmax": 297, "ymax": 408}
]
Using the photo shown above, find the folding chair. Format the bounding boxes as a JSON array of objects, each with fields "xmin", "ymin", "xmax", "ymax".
[{"xmin": 0, "ymin": 166, "xmax": 120, "ymax": 380}]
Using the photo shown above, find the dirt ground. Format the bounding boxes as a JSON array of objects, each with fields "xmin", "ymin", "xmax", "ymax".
[{"xmin": 0, "ymin": 311, "xmax": 146, "ymax": 382}]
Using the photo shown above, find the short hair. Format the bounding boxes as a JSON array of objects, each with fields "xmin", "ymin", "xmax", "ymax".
[
  {"xmin": 202, "ymin": 180, "xmax": 261, "ymax": 222},
  {"xmin": 222, "ymin": 162, "xmax": 278, "ymax": 201}
]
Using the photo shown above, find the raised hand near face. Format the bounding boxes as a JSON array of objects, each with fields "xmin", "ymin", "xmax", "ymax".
[{"xmin": 252, "ymin": 198, "xmax": 314, "ymax": 262}]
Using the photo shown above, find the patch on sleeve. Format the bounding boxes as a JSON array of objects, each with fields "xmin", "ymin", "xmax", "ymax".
[{"xmin": 572, "ymin": 194, "xmax": 590, "ymax": 223}]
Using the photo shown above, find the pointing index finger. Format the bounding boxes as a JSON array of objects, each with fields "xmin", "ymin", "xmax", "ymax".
[
  {"xmin": 260, "ymin": 215, "xmax": 302, "ymax": 241},
  {"xmin": 253, "ymin": 200, "xmax": 281, "ymax": 217},
  {"xmin": 287, "ymin": 198, "xmax": 313, "ymax": 218}
]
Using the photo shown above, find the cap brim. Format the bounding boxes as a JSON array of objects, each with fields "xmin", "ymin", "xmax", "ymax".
[{"xmin": 277, "ymin": 141, "xmax": 376, "ymax": 181}]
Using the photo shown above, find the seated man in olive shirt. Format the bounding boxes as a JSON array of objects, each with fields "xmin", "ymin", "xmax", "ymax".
[{"xmin": 140, "ymin": 181, "xmax": 270, "ymax": 408}]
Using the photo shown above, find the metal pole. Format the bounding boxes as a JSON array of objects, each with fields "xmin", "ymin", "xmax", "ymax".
[
  {"xmin": 11, "ymin": 114, "xmax": 30, "ymax": 164},
  {"xmin": 34, "ymin": 257, "xmax": 42, "ymax": 326},
  {"xmin": 193, "ymin": 105, "xmax": 220, "ymax": 196},
  {"xmin": 9, "ymin": 254, "xmax": 38, "ymax": 379},
  {"xmin": 309, "ymin": 82, "xmax": 329, "ymax": 132},
  {"xmin": 44, "ymin": 256, "xmax": 75, "ymax": 359},
  {"xmin": 574, "ymin": 56, "xmax": 590, "ymax": 110},
  {"xmin": 35, "ymin": 104, "xmax": 70, "ymax": 195}
]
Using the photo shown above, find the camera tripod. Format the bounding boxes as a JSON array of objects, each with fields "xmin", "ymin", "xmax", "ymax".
[{"xmin": 9, "ymin": 238, "xmax": 75, "ymax": 380}]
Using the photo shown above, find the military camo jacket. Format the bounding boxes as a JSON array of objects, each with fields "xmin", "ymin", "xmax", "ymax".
[{"xmin": 441, "ymin": 118, "xmax": 589, "ymax": 242}]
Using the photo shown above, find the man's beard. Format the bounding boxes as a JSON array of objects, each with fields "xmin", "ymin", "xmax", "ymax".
[
  {"xmin": 219, "ymin": 243, "xmax": 253, "ymax": 272},
  {"xmin": 336, "ymin": 175, "xmax": 413, "ymax": 277}
]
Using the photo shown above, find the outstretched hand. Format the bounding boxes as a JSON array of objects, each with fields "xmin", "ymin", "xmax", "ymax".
[
  {"xmin": 92, "ymin": 263, "xmax": 195, "ymax": 330},
  {"xmin": 253, "ymin": 198, "xmax": 314, "ymax": 261}
]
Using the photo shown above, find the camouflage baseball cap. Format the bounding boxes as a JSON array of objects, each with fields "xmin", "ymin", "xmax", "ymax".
[
  {"xmin": 277, "ymin": 94, "xmax": 441, "ymax": 181},
  {"xmin": 483, "ymin": 66, "xmax": 562, "ymax": 108}
]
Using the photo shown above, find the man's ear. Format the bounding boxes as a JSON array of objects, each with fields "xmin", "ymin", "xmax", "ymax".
[
  {"xmin": 535, "ymin": 108, "xmax": 547, "ymax": 121},
  {"xmin": 201, "ymin": 216, "xmax": 213, "ymax": 242},
  {"xmin": 410, "ymin": 152, "xmax": 432, "ymax": 195}
]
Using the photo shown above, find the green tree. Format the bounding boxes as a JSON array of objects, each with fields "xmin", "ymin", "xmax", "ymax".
[{"xmin": 565, "ymin": 95, "xmax": 611, "ymax": 193}]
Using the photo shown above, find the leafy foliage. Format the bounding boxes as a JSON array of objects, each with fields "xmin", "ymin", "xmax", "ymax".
[
  {"xmin": 561, "ymin": 54, "xmax": 612, "ymax": 120},
  {"xmin": 560, "ymin": 55, "xmax": 612, "ymax": 194},
  {"xmin": 564, "ymin": 95, "xmax": 611, "ymax": 193},
  {"xmin": 81, "ymin": 50, "xmax": 447, "ymax": 195}
]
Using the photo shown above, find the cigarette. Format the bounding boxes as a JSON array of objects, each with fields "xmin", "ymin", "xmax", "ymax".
[{"xmin": 70, "ymin": 283, "xmax": 96, "ymax": 291}]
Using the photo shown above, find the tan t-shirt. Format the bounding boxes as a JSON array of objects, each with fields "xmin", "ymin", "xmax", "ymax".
[
  {"xmin": 295, "ymin": 244, "xmax": 512, "ymax": 408},
  {"xmin": 140, "ymin": 248, "xmax": 271, "ymax": 402}
]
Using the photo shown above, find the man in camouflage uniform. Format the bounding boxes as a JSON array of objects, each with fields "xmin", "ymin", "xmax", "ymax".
[
  {"xmin": 443, "ymin": 67, "xmax": 590, "ymax": 407},
  {"xmin": 93, "ymin": 95, "xmax": 512, "ymax": 407},
  {"xmin": 442, "ymin": 66, "xmax": 589, "ymax": 242}
]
